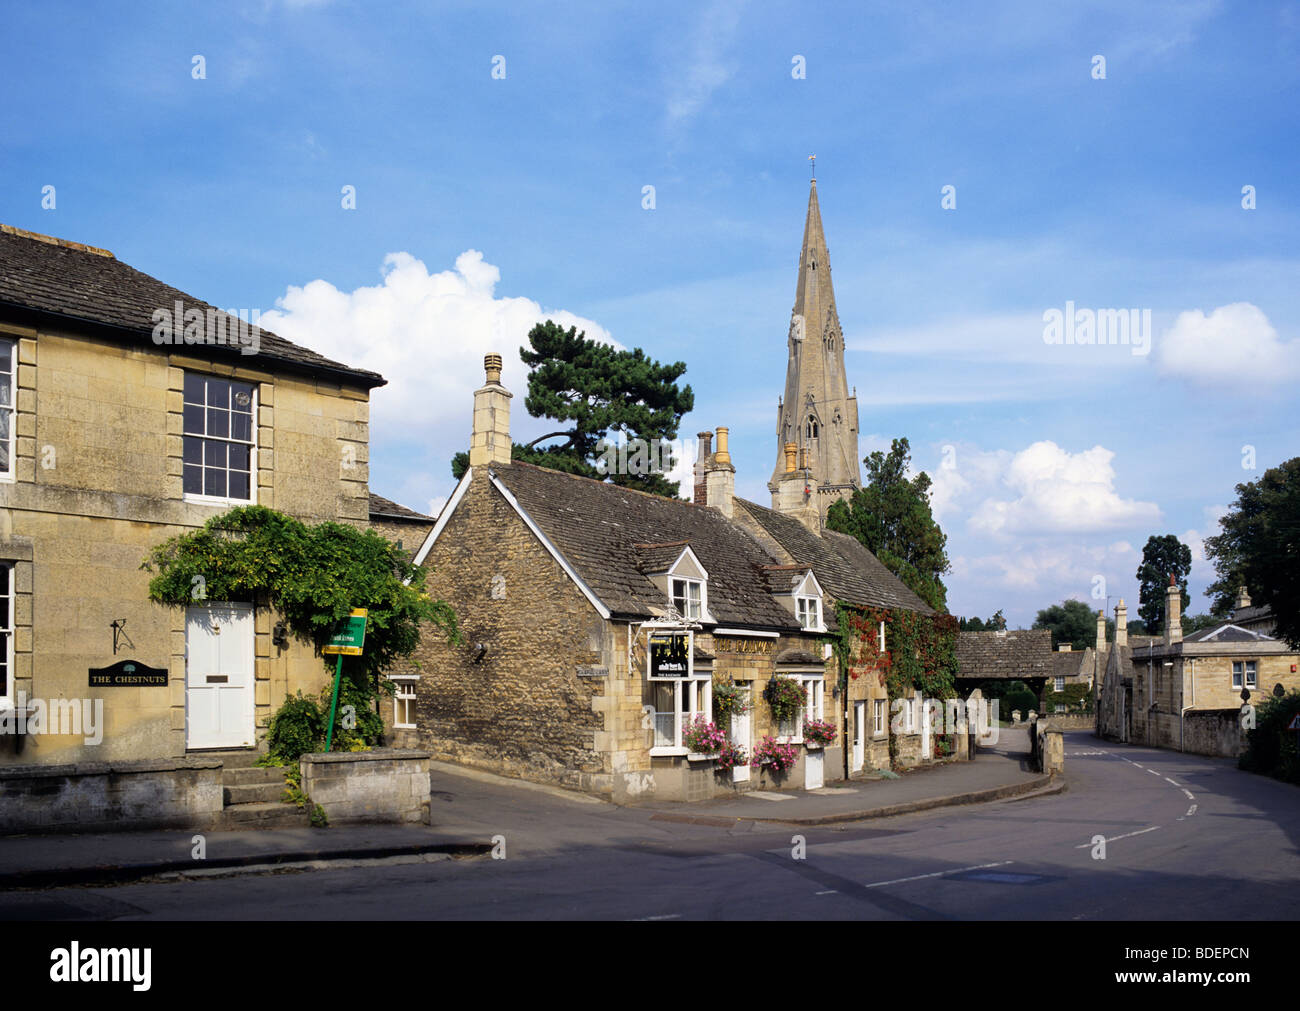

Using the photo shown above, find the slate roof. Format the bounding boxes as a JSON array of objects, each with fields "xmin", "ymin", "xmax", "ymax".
[
  {"xmin": 369, "ymin": 492, "xmax": 432, "ymax": 522},
  {"xmin": 1048, "ymin": 648, "xmax": 1092, "ymax": 680},
  {"xmin": 0, "ymin": 224, "xmax": 384, "ymax": 389},
  {"xmin": 956, "ymin": 629, "xmax": 1053, "ymax": 680},
  {"xmin": 1184, "ymin": 623, "xmax": 1275, "ymax": 643},
  {"xmin": 490, "ymin": 463, "xmax": 797, "ymax": 629},
  {"xmin": 633, "ymin": 541, "xmax": 691, "ymax": 574},
  {"xmin": 734, "ymin": 499, "xmax": 933, "ymax": 615}
]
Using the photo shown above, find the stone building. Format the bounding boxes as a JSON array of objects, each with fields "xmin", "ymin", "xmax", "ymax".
[
  {"xmin": 1096, "ymin": 581, "xmax": 1300, "ymax": 756},
  {"xmin": 400, "ymin": 353, "xmax": 940, "ymax": 802},
  {"xmin": 0, "ymin": 223, "xmax": 383, "ymax": 768},
  {"xmin": 768, "ymin": 176, "xmax": 861, "ymax": 520}
]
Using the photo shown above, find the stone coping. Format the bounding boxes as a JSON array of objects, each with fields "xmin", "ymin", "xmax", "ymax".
[
  {"xmin": 0, "ymin": 756, "xmax": 223, "ymax": 780},
  {"xmin": 300, "ymin": 748, "xmax": 431, "ymax": 765}
]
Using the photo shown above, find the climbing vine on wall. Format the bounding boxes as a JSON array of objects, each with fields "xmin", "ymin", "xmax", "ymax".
[{"xmin": 833, "ymin": 602, "xmax": 958, "ymax": 705}]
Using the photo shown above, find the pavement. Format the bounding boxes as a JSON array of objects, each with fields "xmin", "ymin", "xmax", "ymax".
[
  {"xmin": 636, "ymin": 727, "xmax": 1058, "ymax": 825},
  {"xmin": 0, "ymin": 730, "xmax": 1050, "ymax": 889}
]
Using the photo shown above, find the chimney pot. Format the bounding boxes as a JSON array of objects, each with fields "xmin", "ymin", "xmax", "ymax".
[
  {"xmin": 783, "ymin": 442, "xmax": 797, "ymax": 473},
  {"xmin": 714, "ymin": 426, "xmax": 731, "ymax": 466},
  {"xmin": 484, "ymin": 353, "xmax": 503, "ymax": 385}
]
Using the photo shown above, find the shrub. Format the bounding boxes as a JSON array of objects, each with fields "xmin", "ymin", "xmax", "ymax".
[
  {"xmin": 267, "ymin": 692, "xmax": 326, "ymax": 762},
  {"xmin": 1240, "ymin": 690, "xmax": 1300, "ymax": 784}
]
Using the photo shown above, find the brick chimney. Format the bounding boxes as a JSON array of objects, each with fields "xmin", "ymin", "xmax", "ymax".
[
  {"xmin": 468, "ymin": 353, "xmax": 513, "ymax": 468},
  {"xmin": 693, "ymin": 431, "xmax": 713, "ymax": 505},
  {"xmin": 1164, "ymin": 574, "xmax": 1182, "ymax": 645},
  {"xmin": 1115, "ymin": 598, "xmax": 1127, "ymax": 648},
  {"xmin": 704, "ymin": 426, "xmax": 735, "ymax": 518}
]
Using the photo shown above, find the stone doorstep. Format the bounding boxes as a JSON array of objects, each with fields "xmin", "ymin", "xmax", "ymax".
[
  {"xmin": 223, "ymin": 766, "xmax": 285, "ymax": 788},
  {"xmin": 223, "ymin": 782, "xmax": 285, "ymax": 806}
]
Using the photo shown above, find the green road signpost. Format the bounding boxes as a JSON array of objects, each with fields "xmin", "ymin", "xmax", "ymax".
[{"xmin": 322, "ymin": 608, "xmax": 367, "ymax": 752}]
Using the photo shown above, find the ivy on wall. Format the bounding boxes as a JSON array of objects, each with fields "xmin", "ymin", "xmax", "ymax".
[{"xmin": 833, "ymin": 602, "xmax": 959, "ymax": 704}]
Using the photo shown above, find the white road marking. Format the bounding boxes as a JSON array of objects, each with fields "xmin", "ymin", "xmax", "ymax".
[
  {"xmin": 863, "ymin": 860, "xmax": 1014, "ymax": 889},
  {"xmin": 1164, "ymin": 777, "xmax": 1181, "ymax": 787},
  {"xmin": 1147, "ymin": 769, "xmax": 1161, "ymax": 777},
  {"xmin": 1131, "ymin": 762, "xmax": 1143, "ymax": 768},
  {"xmin": 815, "ymin": 889, "xmax": 838, "ymax": 895},
  {"xmin": 1186, "ymin": 804, "xmax": 1197, "ymax": 817},
  {"xmin": 632, "ymin": 913, "xmax": 682, "ymax": 921},
  {"xmin": 1075, "ymin": 826, "xmax": 1160, "ymax": 849},
  {"xmin": 1182, "ymin": 789, "xmax": 1195, "ymax": 800}
]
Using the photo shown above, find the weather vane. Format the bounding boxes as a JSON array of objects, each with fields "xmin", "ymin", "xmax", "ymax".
[{"xmin": 809, "ymin": 154, "xmax": 816, "ymax": 180}]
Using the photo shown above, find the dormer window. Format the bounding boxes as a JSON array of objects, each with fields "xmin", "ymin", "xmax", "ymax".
[
  {"xmin": 672, "ymin": 578, "xmax": 702, "ymax": 620},
  {"xmin": 796, "ymin": 595, "xmax": 820, "ymax": 631}
]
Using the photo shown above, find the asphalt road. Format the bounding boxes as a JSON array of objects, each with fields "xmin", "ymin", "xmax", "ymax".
[{"xmin": 4, "ymin": 730, "xmax": 1297, "ymax": 921}]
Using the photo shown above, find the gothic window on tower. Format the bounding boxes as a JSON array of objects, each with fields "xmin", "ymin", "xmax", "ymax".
[{"xmin": 806, "ymin": 417, "xmax": 818, "ymax": 440}]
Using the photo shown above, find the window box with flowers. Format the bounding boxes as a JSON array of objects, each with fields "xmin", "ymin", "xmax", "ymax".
[
  {"xmin": 803, "ymin": 719, "xmax": 837, "ymax": 748},
  {"xmin": 751, "ymin": 735, "xmax": 799, "ymax": 776},
  {"xmin": 713, "ymin": 740, "xmax": 749, "ymax": 773},
  {"xmin": 683, "ymin": 715, "xmax": 726, "ymax": 760}
]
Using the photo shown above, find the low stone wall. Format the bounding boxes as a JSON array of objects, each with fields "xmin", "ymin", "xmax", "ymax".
[
  {"xmin": 300, "ymin": 749, "xmax": 431, "ymax": 824},
  {"xmin": 0, "ymin": 757, "xmax": 223, "ymax": 835},
  {"xmin": 1182, "ymin": 709, "xmax": 1244, "ymax": 758},
  {"xmin": 1038, "ymin": 712, "xmax": 1094, "ymax": 730}
]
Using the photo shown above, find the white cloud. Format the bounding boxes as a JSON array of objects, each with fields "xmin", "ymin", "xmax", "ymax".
[
  {"xmin": 665, "ymin": 0, "xmax": 746, "ymax": 124},
  {"xmin": 258, "ymin": 248, "xmax": 617, "ymax": 497},
  {"xmin": 1156, "ymin": 302, "xmax": 1300, "ymax": 385},
  {"xmin": 967, "ymin": 441, "xmax": 1161, "ymax": 537}
]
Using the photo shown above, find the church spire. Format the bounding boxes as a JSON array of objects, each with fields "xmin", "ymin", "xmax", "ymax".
[{"xmin": 770, "ymin": 172, "xmax": 860, "ymax": 517}]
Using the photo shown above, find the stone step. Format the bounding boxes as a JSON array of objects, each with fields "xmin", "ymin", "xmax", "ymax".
[
  {"xmin": 223, "ymin": 766, "xmax": 287, "ymax": 788},
  {"xmin": 218, "ymin": 802, "xmax": 310, "ymax": 829},
  {"xmin": 197, "ymin": 749, "xmax": 263, "ymax": 769},
  {"xmin": 223, "ymin": 782, "xmax": 287, "ymax": 806}
]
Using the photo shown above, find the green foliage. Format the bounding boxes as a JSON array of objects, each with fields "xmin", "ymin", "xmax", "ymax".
[
  {"xmin": 1004, "ymin": 686, "xmax": 1038, "ymax": 717},
  {"xmin": 142, "ymin": 505, "xmax": 459, "ymax": 750},
  {"xmin": 959, "ymin": 609, "xmax": 1005, "ymax": 632},
  {"xmin": 267, "ymin": 692, "xmax": 326, "ymax": 763},
  {"xmin": 1033, "ymin": 599, "xmax": 1100, "ymax": 651},
  {"xmin": 1206, "ymin": 457, "xmax": 1300, "ymax": 649},
  {"xmin": 711, "ymin": 678, "xmax": 751, "ymax": 728},
  {"xmin": 1042, "ymin": 683, "xmax": 1093, "ymax": 714},
  {"xmin": 825, "ymin": 438, "xmax": 950, "ymax": 610},
  {"xmin": 834, "ymin": 603, "xmax": 958, "ymax": 704},
  {"xmin": 1239, "ymin": 690, "xmax": 1300, "ymax": 784},
  {"xmin": 143, "ymin": 505, "xmax": 458, "ymax": 680},
  {"xmin": 1136, "ymin": 534, "xmax": 1193, "ymax": 633},
  {"xmin": 763, "ymin": 675, "xmax": 807, "ymax": 723},
  {"xmin": 451, "ymin": 320, "xmax": 695, "ymax": 498}
]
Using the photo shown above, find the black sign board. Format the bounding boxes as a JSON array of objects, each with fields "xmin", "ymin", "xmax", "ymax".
[
  {"xmin": 89, "ymin": 660, "xmax": 169, "ymax": 687},
  {"xmin": 649, "ymin": 633, "xmax": 690, "ymax": 678}
]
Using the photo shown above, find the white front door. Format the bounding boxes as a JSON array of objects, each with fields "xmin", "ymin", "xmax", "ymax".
[
  {"xmin": 186, "ymin": 604, "xmax": 255, "ymax": 749},
  {"xmin": 731, "ymin": 685, "xmax": 751, "ymax": 783},
  {"xmin": 805, "ymin": 748, "xmax": 824, "ymax": 790},
  {"xmin": 852, "ymin": 701, "xmax": 865, "ymax": 773},
  {"xmin": 921, "ymin": 697, "xmax": 933, "ymax": 760}
]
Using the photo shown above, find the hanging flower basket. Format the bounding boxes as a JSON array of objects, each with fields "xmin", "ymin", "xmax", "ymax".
[
  {"xmin": 803, "ymin": 719, "xmax": 837, "ymax": 747},
  {"xmin": 751, "ymin": 735, "xmax": 799, "ymax": 773},
  {"xmin": 763, "ymin": 675, "xmax": 805, "ymax": 724}
]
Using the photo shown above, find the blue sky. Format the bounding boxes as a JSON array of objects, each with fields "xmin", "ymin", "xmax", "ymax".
[{"xmin": 3, "ymin": 0, "xmax": 1297, "ymax": 627}]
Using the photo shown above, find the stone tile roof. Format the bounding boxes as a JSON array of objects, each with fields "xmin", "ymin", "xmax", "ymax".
[
  {"xmin": 490, "ymin": 463, "xmax": 797, "ymax": 629},
  {"xmin": 956, "ymin": 629, "xmax": 1053, "ymax": 680},
  {"xmin": 0, "ymin": 224, "xmax": 384, "ymax": 388},
  {"xmin": 633, "ymin": 541, "xmax": 691, "ymax": 574},
  {"xmin": 368, "ymin": 492, "xmax": 432, "ymax": 522},
  {"xmin": 734, "ymin": 499, "xmax": 933, "ymax": 615},
  {"xmin": 1184, "ymin": 623, "xmax": 1275, "ymax": 643},
  {"xmin": 1048, "ymin": 648, "xmax": 1092, "ymax": 680}
]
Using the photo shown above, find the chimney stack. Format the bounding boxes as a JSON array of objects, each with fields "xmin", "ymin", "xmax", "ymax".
[
  {"xmin": 468, "ymin": 352, "xmax": 513, "ymax": 468},
  {"xmin": 783, "ymin": 442, "xmax": 797, "ymax": 473},
  {"xmin": 1096, "ymin": 609, "xmax": 1106, "ymax": 652},
  {"xmin": 773, "ymin": 442, "xmax": 820, "ymax": 532},
  {"xmin": 1236, "ymin": 585, "xmax": 1251, "ymax": 610},
  {"xmin": 1164, "ymin": 574, "xmax": 1183, "ymax": 644},
  {"xmin": 704, "ymin": 426, "xmax": 735, "ymax": 518},
  {"xmin": 693, "ymin": 431, "xmax": 713, "ymax": 505},
  {"xmin": 1115, "ymin": 599, "xmax": 1127, "ymax": 648}
]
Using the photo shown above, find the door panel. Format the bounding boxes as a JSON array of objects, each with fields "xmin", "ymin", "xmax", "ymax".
[
  {"xmin": 186, "ymin": 604, "xmax": 255, "ymax": 749},
  {"xmin": 731, "ymin": 684, "xmax": 751, "ymax": 783},
  {"xmin": 851, "ymin": 701, "xmax": 865, "ymax": 772}
]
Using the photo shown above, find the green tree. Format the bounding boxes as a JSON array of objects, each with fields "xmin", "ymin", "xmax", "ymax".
[
  {"xmin": 1033, "ymin": 599, "xmax": 1097, "ymax": 651},
  {"xmin": 1136, "ymin": 534, "xmax": 1193, "ymax": 633},
  {"xmin": 826, "ymin": 438, "xmax": 951, "ymax": 610},
  {"xmin": 142, "ymin": 506, "xmax": 459, "ymax": 747},
  {"xmin": 959, "ymin": 609, "xmax": 1005, "ymax": 632},
  {"xmin": 1206, "ymin": 457, "xmax": 1300, "ymax": 648},
  {"xmin": 451, "ymin": 320, "xmax": 694, "ymax": 498}
]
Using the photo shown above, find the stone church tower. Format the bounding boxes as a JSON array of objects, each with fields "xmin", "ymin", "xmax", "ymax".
[{"xmin": 768, "ymin": 175, "xmax": 861, "ymax": 521}]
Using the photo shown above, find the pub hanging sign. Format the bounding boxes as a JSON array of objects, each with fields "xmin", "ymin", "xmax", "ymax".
[{"xmin": 648, "ymin": 632, "xmax": 692, "ymax": 679}]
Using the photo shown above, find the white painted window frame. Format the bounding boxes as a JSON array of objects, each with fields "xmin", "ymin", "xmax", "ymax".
[
  {"xmin": 796, "ymin": 594, "xmax": 822, "ymax": 632},
  {"xmin": 389, "ymin": 674, "xmax": 418, "ymax": 730},
  {"xmin": 670, "ymin": 576, "xmax": 703, "ymax": 621},
  {"xmin": 777, "ymin": 671, "xmax": 824, "ymax": 744},
  {"xmin": 182, "ymin": 373, "xmax": 259, "ymax": 507},
  {"xmin": 872, "ymin": 698, "xmax": 886, "ymax": 737}
]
